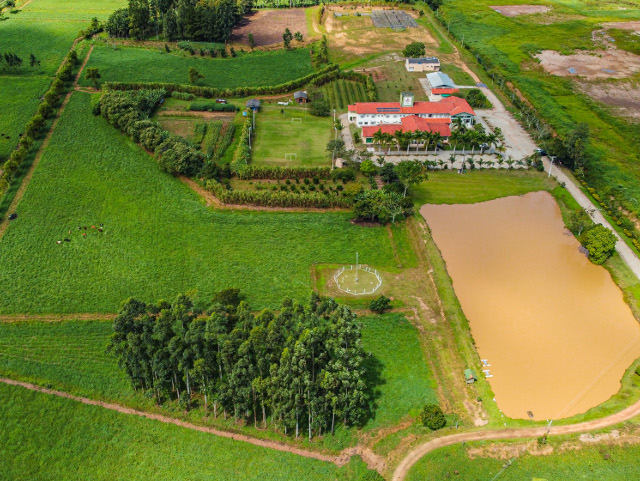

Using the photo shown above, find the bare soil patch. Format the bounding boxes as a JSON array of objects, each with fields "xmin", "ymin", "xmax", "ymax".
[
  {"xmin": 601, "ymin": 21, "xmax": 640, "ymax": 32},
  {"xmin": 158, "ymin": 110, "xmax": 236, "ymax": 121},
  {"xmin": 157, "ymin": 118, "xmax": 196, "ymax": 139},
  {"xmin": 535, "ymin": 49, "xmax": 640, "ymax": 79},
  {"xmin": 577, "ymin": 80, "xmax": 640, "ymax": 119},
  {"xmin": 230, "ymin": 9, "xmax": 308, "ymax": 46},
  {"xmin": 489, "ymin": 5, "xmax": 550, "ymax": 17},
  {"xmin": 326, "ymin": 8, "xmax": 432, "ymax": 58}
]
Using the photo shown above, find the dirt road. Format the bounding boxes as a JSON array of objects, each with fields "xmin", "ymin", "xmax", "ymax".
[{"xmin": 392, "ymin": 397, "xmax": 640, "ymax": 481}]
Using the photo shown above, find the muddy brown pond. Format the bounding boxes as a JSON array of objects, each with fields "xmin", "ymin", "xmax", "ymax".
[{"xmin": 421, "ymin": 191, "xmax": 640, "ymax": 420}]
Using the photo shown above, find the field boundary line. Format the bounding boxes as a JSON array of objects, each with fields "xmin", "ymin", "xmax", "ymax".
[
  {"xmin": 0, "ymin": 377, "xmax": 348, "ymax": 466},
  {"xmin": 0, "ymin": 44, "xmax": 94, "ymax": 241},
  {"xmin": 0, "ymin": 313, "xmax": 116, "ymax": 323},
  {"xmin": 392, "ymin": 396, "xmax": 640, "ymax": 481}
]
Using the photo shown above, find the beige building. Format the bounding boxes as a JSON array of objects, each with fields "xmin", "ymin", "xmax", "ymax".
[{"xmin": 405, "ymin": 57, "xmax": 440, "ymax": 72}]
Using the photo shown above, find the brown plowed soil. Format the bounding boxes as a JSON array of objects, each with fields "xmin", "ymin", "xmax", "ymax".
[{"xmin": 230, "ymin": 9, "xmax": 308, "ymax": 47}]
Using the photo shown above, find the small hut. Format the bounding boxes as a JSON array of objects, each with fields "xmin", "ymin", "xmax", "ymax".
[
  {"xmin": 294, "ymin": 91, "xmax": 308, "ymax": 104},
  {"xmin": 246, "ymin": 99, "xmax": 261, "ymax": 111},
  {"xmin": 464, "ymin": 369, "xmax": 477, "ymax": 384}
]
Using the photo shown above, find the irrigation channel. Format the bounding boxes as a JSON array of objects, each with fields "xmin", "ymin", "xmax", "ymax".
[{"xmin": 421, "ymin": 191, "xmax": 640, "ymax": 421}]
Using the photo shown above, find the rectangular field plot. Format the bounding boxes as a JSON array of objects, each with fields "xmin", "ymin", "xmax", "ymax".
[
  {"xmin": 251, "ymin": 105, "xmax": 333, "ymax": 167},
  {"xmin": 0, "ymin": 383, "xmax": 351, "ymax": 481},
  {"xmin": 371, "ymin": 10, "xmax": 418, "ymax": 29},
  {"xmin": 0, "ymin": 313, "xmax": 436, "ymax": 433},
  {"xmin": 0, "ymin": 93, "xmax": 396, "ymax": 313},
  {"xmin": 77, "ymin": 45, "xmax": 315, "ymax": 90}
]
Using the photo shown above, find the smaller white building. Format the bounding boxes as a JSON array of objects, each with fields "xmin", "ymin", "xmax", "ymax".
[
  {"xmin": 405, "ymin": 57, "xmax": 440, "ymax": 72},
  {"xmin": 426, "ymin": 71, "xmax": 456, "ymax": 90}
]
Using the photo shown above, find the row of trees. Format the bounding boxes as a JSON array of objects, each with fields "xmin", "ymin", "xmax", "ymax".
[
  {"xmin": 106, "ymin": 0, "xmax": 250, "ymax": 42},
  {"xmin": 0, "ymin": 50, "xmax": 78, "ymax": 196},
  {"xmin": 96, "ymin": 88, "xmax": 206, "ymax": 176},
  {"xmin": 108, "ymin": 292, "xmax": 371, "ymax": 439},
  {"xmin": 235, "ymin": 165, "xmax": 332, "ymax": 180},
  {"xmin": 0, "ymin": 52, "xmax": 40, "ymax": 72},
  {"xmin": 369, "ymin": 122, "xmax": 504, "ymax": 156}
]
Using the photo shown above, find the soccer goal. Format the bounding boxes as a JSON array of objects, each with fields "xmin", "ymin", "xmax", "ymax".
[
  {"xmin": 285, "ymin": 153, "xmax": 298, "ymax": 162},
  {"xmin": 291, "ymin": 117, "xmax": 303, "ymax": 124}
]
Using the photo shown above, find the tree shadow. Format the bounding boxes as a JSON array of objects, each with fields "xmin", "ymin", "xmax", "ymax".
[{"xmin": 359, "ymin": 352, "xmax": 385, "ymax": 427}]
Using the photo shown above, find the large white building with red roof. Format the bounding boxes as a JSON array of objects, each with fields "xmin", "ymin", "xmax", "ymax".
[{"xmin": 347, "ymin": 92, "xmax": 476, "ymax": 146}]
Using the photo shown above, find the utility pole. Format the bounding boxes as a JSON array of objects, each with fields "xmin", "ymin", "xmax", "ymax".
[
  {"xmin": 252, "ymin": 109, "xmax": 255, "ymax": 130},
  {"xmin": 355, "ymin": 252, "xmax": 359, "ymax": 283},
  {"xmin": 248, "ymin": 127, "xmax": 251, "ymax": 149}
]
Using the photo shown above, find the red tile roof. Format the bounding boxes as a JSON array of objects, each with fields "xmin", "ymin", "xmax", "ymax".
[
  {"xmin": 361, "ymin": 116, "xmax": 451, "ymax": 138},
  {"xmin": 431, "ymin": 88, "xmax": 459, "ymax": 95},
  {"xmin": 348, "ymin": 97, "xmax": 475, "ymax": 116}
]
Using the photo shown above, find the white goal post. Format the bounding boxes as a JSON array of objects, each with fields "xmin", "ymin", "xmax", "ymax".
[
  {"xmin": 291, "ymin": 117, "xmax": 303, "ymax": 123},
  {"xmin": 285, "ymin": 153, "xmax": 298, "ymax": 161}
]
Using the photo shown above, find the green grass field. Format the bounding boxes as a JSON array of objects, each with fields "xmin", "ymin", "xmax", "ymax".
[
  {"xmin": 252, "ymin": 105, "xmax": 333, "ymax": 166},
  {"xmin": 0, "ymin": 382, "xmax": 371, "ymax": 481},
  {"xmin": 0, "ymin": 313, "xmax": 436, "ymax": 439},
  {"xmin": 0, "ymin": 92, "xmax": 396, "ymax": 314},
  {"xmin": 436, "ymin": 0, "xmax": 640, "ymax": 213},
  {"xmin": 411, "ymin": 170, "xmax": 555, "ymax": 205},
  {"xmin": 406, "ymin": 437, "xmax": 640, "ymax": 481},
  {"xmin": 77, "ymin": 44, "xmax": 315, "ymax": 89}
]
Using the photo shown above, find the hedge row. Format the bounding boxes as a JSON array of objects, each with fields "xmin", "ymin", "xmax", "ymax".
[
  {"xmin": 204, "ymin": 179, "xmax": 352, "ymax": 208},
  {"xmin": 187, "ymin": 102, "xmax": 238, "ymax": 112},
  {"xmin": 97, "ymin": 89, "xmax": 204, "ymax": 177},
  {"xmin": 103, "ymin": 64, "xmax": 340, "ymax": 99},
  {"xmin": 0, "ymin": 50, "xmax": 79, "ymax": 198},
  {"xmin": 230, "ymin": 116, "xmax": 252, "ymax": 172},
  {"xmin": 236, "ymin": 165, "xmax": 332, "ymax": 180}
]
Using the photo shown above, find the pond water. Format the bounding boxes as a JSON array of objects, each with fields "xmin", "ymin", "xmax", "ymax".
[{"xmin": 421, "ymin": 191, "xmax": 640, "ymax": 420}]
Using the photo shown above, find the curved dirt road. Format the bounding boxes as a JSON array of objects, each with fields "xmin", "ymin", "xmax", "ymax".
[{"xmin": 392, "ymin": 398, "xmax": 640, "ymax": 481}]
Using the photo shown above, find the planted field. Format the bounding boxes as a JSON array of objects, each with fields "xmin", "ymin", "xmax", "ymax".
[
  {"xmin": 406, "ymin": 440, "xmax": 640, "ymax": 481},
  {"xmin": 0, "ymin": 313, "xmax": 436, "ymax": 434},
  {"xmin": 230, "ymin": 8, "xmax": 309, "ymax": 46},
  {"xmin": 0, "ymin": 383, "xmax": 364, "ymax": 481},
  {"xmin": 322, "ymin": 79, "xmax": 368, "ymax": 110},
  {"xmin": 252, "ymin": 105, "xmax": 333, "ymax": 166},
  {"xmin": 411, "ymin": 170, "xmax": 555, "ymax": 205},
  {"xmin": 77, "ymin": 44, "xmax": 315, "ymax": 89},
  {"xmin": 0, "ymin": 93, "xmax": 396, "ymax": 313}
]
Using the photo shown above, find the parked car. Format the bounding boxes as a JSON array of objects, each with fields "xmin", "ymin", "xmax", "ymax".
[{"xmin": 535, "ymin": 148, "xmax": 547, "ymax": 156}]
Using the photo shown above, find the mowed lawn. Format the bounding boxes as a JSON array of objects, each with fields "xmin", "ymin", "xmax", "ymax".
[
  {"xmin": 0, "ymin": 383, "xmax": 361, "ymax": 481},
  {"xmin": 411, "ymin": 170, "xmax": 556, "ymax": 205},
  {"xmin": 252, "ymin": 105, "xmax": 333, "ymax": 167},
  {"xmin": 0, "ymin": 314, "xmax": 436, "ymax": 433},
  {"xmin": 407, "ymin": 441, "xmax": 640, "ymax": 481},
  {"xmin": 0, "ymin": 93, "xmax": 396, "ymax": 313},
  {"xmin": 77, "ymin": 45, "xmax": 315, "ymax": 89}
]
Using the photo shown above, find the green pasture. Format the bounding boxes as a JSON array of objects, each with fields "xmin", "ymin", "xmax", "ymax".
[
  {"xmin": 0, "ymin": 382, "xmax": 372, "ymax": 481},
  {"xmin": 0, "ymin": 17, "xmax": 81, "ymax": 160},
  {"xmin": 252, "ymin": 105, "xmax": 333, "ymax": 167},
  {"xmin": 0, "ymin": 93, "xmax": 395, "ymax": 313},
  {"xmin": 19, "ymin": 0, "xmax": 126, "ymax": 20},
  {"xmin": 411, "ymin": 170, "xmax": 555, "ymax": 205},
  {"xmin": 406, "ymin": 437, "xmax": 640, "ymax": 481},
  {"xmin": 78, "ymin": 44, "xmax": 315, "ymax": 89},
  {"xmin": 0, "ymin": 313, "xmax": 436, "ymax": 440},
  {"xmin": 437, "ymin": 0, "xmax": 640, "ymax": 212}
]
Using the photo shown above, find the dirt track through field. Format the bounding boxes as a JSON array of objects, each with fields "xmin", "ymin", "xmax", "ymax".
[
  {"xmin": 392, "ymin": 397, "xmax": 640, "ymax": 481},
  {"xmin": 0, "ymin": 377, "xmax": 348, "ymax": 465},
  {"xmin": 0, "ymin": 43, "xmax": 93, "ymax": 241}
]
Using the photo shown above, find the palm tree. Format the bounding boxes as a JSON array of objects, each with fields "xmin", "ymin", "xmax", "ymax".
[
  {"xmin": 477, "ymin": 158, "xmax": 485, "ymax": 169},
  {"xmin": 506, "ymin": 157, "xmax": 515, "ymax": 169},
  {"xmin": 450, "ymin": 130, "xmax": 462, "ymax": 155},
  {"xmin": 382, "ymin": 133, "xmax": 394, "ymax": 154},
  {"xmin": 431, "ymin": 132, "xmax": 443, "ymax": 154},
  {"xmin": 373, "ymin": 129, "xmax": 384, "ymax": 153},
  {"xmin": 516, "ymin": 159, "xmax": 525, "ymax": 169},
  {"xmin": 393, "ymin": 130, "xmax": 406, "ymax": 152},
  {"xmin": 448, "ymin": 155, "xmax": 456, "ymax": 169},
  {"xmin": 496, "ymin": 156, "xmax": 505, "ymax": 168},
  {"xmin": 485, "ymin": 160, "xmax": 495, "ymax": 168},
  {"xmin": 437, "ymin": 159, "xmax": 444, "ymax": 169}
]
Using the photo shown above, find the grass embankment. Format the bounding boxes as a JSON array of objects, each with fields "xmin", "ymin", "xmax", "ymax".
[
  {"xmin": 0, "ymin": 382, "xmax": 372, "ymax": 481},
  {"xmin": 0, "ymin": 93, "xmax": 397, "ymax": 313},
  {"xmin": 0, "ymin": 313, "xmax": 437, "ymax": 449},
  {"xmin": 406, "ymin": 432, "xmax": 640, "ymax": 481},
  {"xmin": 436, "ymin": 0, "xmax": 640, "ymax": 213},
  {"xmin": 78, "ymin": 44, "xmax": 315, "ymax": 89},
  {"xmin": 252, "ymin": 105, "xmax": 333, "ymax": 167}
]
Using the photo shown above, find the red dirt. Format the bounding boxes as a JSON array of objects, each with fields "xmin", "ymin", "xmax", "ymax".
[{"xmin": 230, "ymin": 9, "xmax": 308, "ymax": 47}]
